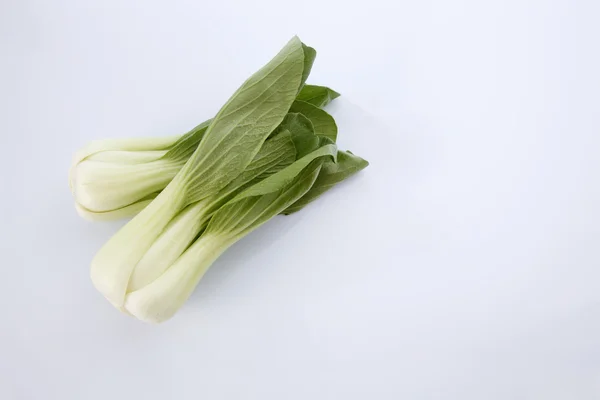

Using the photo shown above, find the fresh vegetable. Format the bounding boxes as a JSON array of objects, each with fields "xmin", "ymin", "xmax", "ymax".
[
  {"xmin": 80, "ymin": 36, "xmax": 368, "ymax": 323},
  {"xmin": 70, "ymin": 85, "xmax": 338, "ymax": 221},
  {"xmin": 91, "ymin": 36, "xmax": 315, "ymax": 309}
]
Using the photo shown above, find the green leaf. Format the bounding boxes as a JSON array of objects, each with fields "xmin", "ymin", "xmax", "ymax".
[
  {"xmin": 297, "ymin": 84, "xmax": 341, "ymax": 108},
  {"xmin": 181, "ymin": 36, "xmax": 309, "ymax": 204},
  {"xmin": 162, "ymin": 82, "xmax": 330, "ymax": 166},
  {"xmin": 160, "ymin": 83, "xmax": 329, "ymax": 165},
  {"xmin": 201, "ymin": 113, "xmax": 323, "ymax": 214},
  {"xmin": 282, "ymin": 150, "xmax": 369, "ymax": 215},
  {"xmin": 206, "ymin": 143, "xmax": 337, "ymax": 238},
  {"xmin": 206, "ymin": 130, "xmax": 297, "ymax": 209},
  {"xmin": 289, "ymin": 100, "xmax": 338, "ymax": 142},
  {"xmin": 163, "ymin": 82, "xmax": 330, "ymax": 166}
]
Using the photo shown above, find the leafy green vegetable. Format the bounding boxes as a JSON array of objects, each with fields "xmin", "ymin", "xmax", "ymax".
[
  {"xmin": 70, "ymin": 87, "xmax": 337, "ymax": 221},
  {"xmin": 79, "ymin": 36, "xmax": 369, "ymax": 324},
  {"xmin": 91, "ymin": 36, "xmax": 314, "ymax": 308}
]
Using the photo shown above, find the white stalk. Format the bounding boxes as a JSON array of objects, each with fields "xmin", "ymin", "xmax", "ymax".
[
  {"xmin": 69, "ymin": 136, "xmax": 186, "ymax": 221},
  {"xmin": 72, "ymin": 158, "xmax": 183, "ymax": 214},
  {"xmin": 90, "ymin": 175, "xmax": 187, "ymax": 308},
  {"xmin": 124, "ymin": 233, "xmax": 233, "ymax": 323},
  {"xmin": 127, "ymin": 200, "xmax": 212, "ymax": 292}
]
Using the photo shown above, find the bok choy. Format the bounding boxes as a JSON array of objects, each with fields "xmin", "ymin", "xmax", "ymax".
[
  {"xmin": 77, "ymin": 36, "xmax": 368, "ymax": 323},
  {"xmin": 91, "ymin": 36, "xmax": 315, "ymax": 309},
  {"xmin": 70, "ymin": 85, "xmax": 339, "ymax": 221}
]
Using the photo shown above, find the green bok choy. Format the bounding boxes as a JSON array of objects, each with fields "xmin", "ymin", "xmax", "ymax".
[
  {"xmin": 91, "ymin": 36, "xmax": 315, "ymax": 309},
  {"xmin": 70, "ymin": 86, "xmax": 339, "ymax": 221},
  {"xmin": 82, "ymin": 36, "xmax": 368, "ymax": 323}
]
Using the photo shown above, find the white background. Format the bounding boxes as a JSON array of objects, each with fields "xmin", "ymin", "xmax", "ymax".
[{"xmin": 3, "ymin": 0, "xmax": 600, "ymax": 399}]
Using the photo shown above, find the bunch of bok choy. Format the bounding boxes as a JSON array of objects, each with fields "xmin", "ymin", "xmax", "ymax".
[{"xmin": 71, "ymin": 36, "xmax": 368, "ymax": 323}]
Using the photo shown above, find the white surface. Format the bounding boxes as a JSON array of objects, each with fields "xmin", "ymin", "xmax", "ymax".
[{"xmin": 3, "ymin": 0, "xmax": 600, "ymax": 399}]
